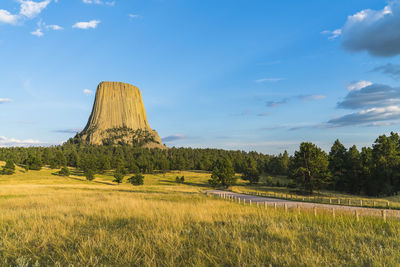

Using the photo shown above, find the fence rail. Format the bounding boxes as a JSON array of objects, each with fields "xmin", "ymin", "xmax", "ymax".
[{"xmin": 207, "ymin": 191, "xmax": 400, "ymax": 221}]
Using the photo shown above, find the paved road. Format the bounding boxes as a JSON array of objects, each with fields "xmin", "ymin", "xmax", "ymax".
[{"xmin": 206, "ymin": 190, "xmax": 400, "ymax": 218}]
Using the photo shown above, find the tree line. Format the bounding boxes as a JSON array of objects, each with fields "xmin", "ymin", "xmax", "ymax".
[
  {"xmin": 1, "ymin": 132, "xmax": 400, "ymax": 197},
  {"xmin": 0, "ymin": 144, "xmax": 288, "ymax": 179}
]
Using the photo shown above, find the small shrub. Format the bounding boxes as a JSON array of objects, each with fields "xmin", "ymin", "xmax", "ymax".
[
  {"xmin": 1, "ymin": 160, "xmax": 15, "ymax": 175},
  {"xmin": 85, "ymin": 170, "xmax": 95, "ymax": 181},
  {"xmin": 176, "ymin": 176, "xmax": 185, "ymax": 183},
  {"xmin": 113, "ymin": 172, "xmax": 124, "ymax": 184},
  {"xmin": 128, "ymin": 173, "xmax": 144, "ymax": 185},
  {"xmin": 58, "ymin": 166, "xmax": 70, "ymax": 177}
]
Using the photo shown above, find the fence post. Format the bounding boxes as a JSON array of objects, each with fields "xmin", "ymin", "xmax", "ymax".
[
  {"xmin": 265, "ymin": 201, "xmax": 267, "ymax": 209},
  {"xmin": 382, "ymin": 210, "xmax": 387, "ymax": 222},
  {"xmin": 338, "ymin": 199, "xmax": 341, "ymax": 205},
  {"xmin": 313, "ymin": 206, "xmax": 317, "ymax": 217},
  {"xmin": 329, "ymin": 198, "xmax": 332, "ymax": 204},
  {"xmin": 238, "ymin": 198, "xmax": 241, "ymax": 204},
  {"xmin": 387, "ymin": 202, "xmax": 390, "ymax": 209},
  {"xmin": 249, "ymin": 200, "xmax": 252, "ymax": 206},
  {"xmin": 373, "ymin": 201, "xmax": 376, "ymax": 208},
  {"xmin": 284, "ymin": 204, "xmax": 288, "ymax": 212},
  {"xmin": 274, "ymin": 203, "xmax": 277, "ymax": 210},
  {"xmin": 355, "ymin": 210, "xmax": 359, "ymax": 222},
  {"xmin": 332, "ymin": 208, "xmax": 335, "ymax": 218},
  {"xmin": 360, "ymin": 200, "xmax": 363, "ymax": 207}
]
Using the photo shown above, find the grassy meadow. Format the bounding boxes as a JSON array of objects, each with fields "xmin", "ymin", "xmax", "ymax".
[{"xmin": 0, "ymin": 162, "xmax": 399, "ymax": 266}]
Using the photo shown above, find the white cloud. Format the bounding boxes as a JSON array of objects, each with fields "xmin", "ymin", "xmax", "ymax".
[
  {"xmin": 83, "ymin": 0, "xmax": 102, "ymax": 4},
  {"xmin": 73, "ymin": 20, "xmax": 100, "ymax": 29},
  {"xmin": 255, "ymin": 78, "xmax": 284, "ymax": 83},
  {"xmin": 31, "ymin": 20, "xmax": 63, "ymax": 37},
  {"xmin": 31, "ymin": 28, "xmax": 43, "ymax": 36},
  {"xmin": 328, "ymin": 106, "xmax": 400, "ymax": 127},
  {"xmin": 83, "ymin": 0, "xmax": 115, "ymax": 5},
  {"xmin": 129, "ymin": 14, "xmax": 141, "ymax": 19},
  {"xmin": 0, "ymin": 0, "xmax": 53, "ymax": 26},
  {"xmin": 346, "ymin": 80, "xmax": 373, "ymax": 91},
  {"xmin": 0, "ymin": 136, "xmax": 41, "ymax": 147},
  {"xmin": 321, "ymin": 29, "xmax": 342, "ymax": 39},
  {"xmin": 83, "ymin": 89, "xmax": 93, "ymax": 95},
  {"xmin": 0, "ymin": 98, "xmax": 12, "ymax": 103},
  {"xmin": 47, "ymin": 24, "xmax": 63, "ymax": 30},
  {"xmin": 0, "ymin": 10, "xmax": 19, "ymax": 24},
  {"xmin": 341, "ymin": 2, "xmax": 400, "ymax": 57},
  {"xmin": 19, "ymin": 0, "xmax": 51, "ymax": 19}
]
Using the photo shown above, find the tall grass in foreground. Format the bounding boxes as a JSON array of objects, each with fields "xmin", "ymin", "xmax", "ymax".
[{"xmin": 0, "ymin": 184, "xmax": 399, "ymax": 266}]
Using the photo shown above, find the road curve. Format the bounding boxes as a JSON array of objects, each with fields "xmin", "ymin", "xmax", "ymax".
[{"xmin": 206, "ymin": 190, "xmax": 400, "ymax": 219}]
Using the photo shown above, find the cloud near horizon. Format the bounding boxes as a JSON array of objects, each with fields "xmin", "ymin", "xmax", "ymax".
[
  {"xmin": 54, "ymin": 129, "xmax": 82, "ymax": 134},
  {"xmin": 162, "ymin": 134, "xmax": 186, "ymax": 142},
  {"xmin": 0, "ymin": 136, "xmax": 42, "ymax": 147}
]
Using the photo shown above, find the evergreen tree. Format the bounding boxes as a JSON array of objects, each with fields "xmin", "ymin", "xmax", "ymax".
[
  {"xmin": 113, "ymin": 172, "xmax": 124, "ymax": 184},
  {"xmin": 290, "ymin": 142, "xmax": 331, "ymax": 194},
  {"xmin": 328, "ymin": 139, "xmax": 347, "ymax": 191},
  {"xmin": 85, "ymin": 169, "xmax": 95, "ymax": 181},
  {"xmin": 1, "ymin": 159, "xmax": 15, "ymax": 175},
  {"xmin": 345, "ymin": 145, "xmax": 361, "ymax": 194},
  {"xmin": 208, "ymin": 157, "xmax": 236, "ymax": 188},
  {"xmin": 241, "ymin": 158, "xmax": 260, "ymax": 184},
  {"xmin": 58, "ymin": 166, "xmax": 70, "ymax": 177},
  {"xmin": 24, "ymin": 154, "xmax": 42, "ymax": 171},
  {"xmin": 128, "ymin": 173, "xmax": 144, "ymax": 185}
]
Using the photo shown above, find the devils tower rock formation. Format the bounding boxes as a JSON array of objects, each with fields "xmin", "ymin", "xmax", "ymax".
[{"xmin": 74, "ymin": 81, "xmax": 165, "ymax": 149}]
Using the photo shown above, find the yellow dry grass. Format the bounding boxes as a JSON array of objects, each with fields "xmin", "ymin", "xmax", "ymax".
[{"xmin": 0, "ymin": 164, "xmax": 399, "ymax": 266}]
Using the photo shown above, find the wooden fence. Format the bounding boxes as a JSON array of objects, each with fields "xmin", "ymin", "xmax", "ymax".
[{"xmin": 207, "ymin": 192, "xmax": 400, "ymax": 221}]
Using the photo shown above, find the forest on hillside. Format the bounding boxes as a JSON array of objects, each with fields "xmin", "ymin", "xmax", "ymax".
[{"xmin": 1, "ymin": 132, "xmax": 400, "ymax": 197}]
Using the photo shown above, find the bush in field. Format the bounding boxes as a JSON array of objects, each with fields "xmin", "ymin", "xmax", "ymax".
[
  {"xmin": 58, "ymin": 166, "xmax": 70, "ymax": 177},
  {"xmin": 1, "ymin": 160, "xmax": 15, "ymax": 175},
  {"xmin": 128, "ymin": 173, "xmax": 144, "ymax": 185},
  {"xmin": 176, "ymin": 176, "xmax": 185, "ymax": 183},
  {"xmin": 113, "ymin": 172, "xmax": 124, "ymax": 184},
  {"xmin": 85, "ymin": 170, "xmax": 95, "ymax": 181}
]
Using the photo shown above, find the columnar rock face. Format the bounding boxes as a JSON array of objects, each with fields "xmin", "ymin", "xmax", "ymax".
[{"xmin": 77, "ymin": 81, "xmax": 165, "ymax": 149}]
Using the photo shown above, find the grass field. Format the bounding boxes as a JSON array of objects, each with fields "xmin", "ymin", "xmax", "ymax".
[{"xmin": 0, "ymin": 163, "xmax": 399, "ymax": 266}]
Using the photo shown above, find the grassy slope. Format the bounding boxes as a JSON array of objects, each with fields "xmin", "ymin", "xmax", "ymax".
[{"xmin": 0, "ymin": 163, "xmax": 399, "ymax": 266}]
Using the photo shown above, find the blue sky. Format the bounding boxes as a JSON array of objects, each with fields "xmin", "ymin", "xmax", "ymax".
[{"xmin": 1, "ymin": 0, "xmax": 400, "ymax": 154}]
